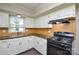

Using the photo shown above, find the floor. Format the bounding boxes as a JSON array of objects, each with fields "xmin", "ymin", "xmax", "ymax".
[{"xmin": 18, "ymin": 48, "xmax": 42, "ymax": 55}]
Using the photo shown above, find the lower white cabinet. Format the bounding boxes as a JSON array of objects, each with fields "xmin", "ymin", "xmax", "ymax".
[
  {"xmin": 0, "ymin": 40, "xmax": 10, "ymax": 55},
  {"xmin": 32, "ymin": 36, "xmax": 47, "ymax": 55},
  {"xmin": 0, "ymin": 36, "xmax": 33, "ymax": 55},
  {"xmin": 0, "ymin": 36, "xmax": 47, "ymax": 55}
]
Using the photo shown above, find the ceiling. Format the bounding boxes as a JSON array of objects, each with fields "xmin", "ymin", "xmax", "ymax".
[
  {"xmin": 0, "ymin": 3, "xmax": 63, "ymax": 18},
  {"xmin": 15, "ymin": 3, "xmax": 44, "ymax": 10}
]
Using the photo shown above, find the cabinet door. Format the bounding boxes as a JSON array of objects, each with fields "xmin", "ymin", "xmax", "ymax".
[
  {"xmin": 35, "ymin": 15, "xmax": 49, "ymax": 27},
  {"xmin": 0, "ymin": 37, "xmax": 33, "ymax": 55},
  {"xmin": 24, "ymin": 18, "xmax": 34, "ymax": 27},
  {"xmin": 0, "ymin": 39, "xmax": 23, "ymax": 55},
  {"xmin": 33, "ymin": 36, "xmax": 47, "ymax": 55},
  {"xmin": 0, "ymin": 12, "xmax": 9, "ymax": 27},
  {"xmin": 0, "ymin": 40, "xmax": 11, "ymax": 55},
  {"xmin": 8, "ymin": 37, "xmax": 33, "ymax": 55}
]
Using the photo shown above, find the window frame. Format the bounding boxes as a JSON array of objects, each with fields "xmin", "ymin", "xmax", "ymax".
[{"xmin": 9, "ymin": 15, "xmax": 25, "ymax": 32}]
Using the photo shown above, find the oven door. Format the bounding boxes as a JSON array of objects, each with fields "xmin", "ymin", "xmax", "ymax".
[{"xmin": 47, "ymin": 43, "xmax": 71, "ymax": 55}]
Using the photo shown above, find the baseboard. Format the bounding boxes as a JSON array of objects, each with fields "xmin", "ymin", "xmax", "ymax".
[{"xmin": 17, "ymin": 48, "xmax": 42, "ymax": 55}]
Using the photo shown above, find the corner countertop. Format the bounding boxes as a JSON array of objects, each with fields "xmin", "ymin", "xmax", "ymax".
[{"xmin": 0, "ymin": 33, "xmax": 52, "ymax": 40}]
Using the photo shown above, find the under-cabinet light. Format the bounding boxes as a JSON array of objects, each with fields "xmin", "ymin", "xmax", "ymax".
[
  {"xmin": 17, "ymin": 15, "xmax": 21, "ymax": 18},
  {"xmin": 56, "ymin": 22, "xmax": 61, "ymax": 24}
]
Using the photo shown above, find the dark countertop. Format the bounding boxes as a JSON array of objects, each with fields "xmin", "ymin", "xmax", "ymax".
[{"xmin": 0, "ymin": 34, "xmax": 52, "ymax": 40}]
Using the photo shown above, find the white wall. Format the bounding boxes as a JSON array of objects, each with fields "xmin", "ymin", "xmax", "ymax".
[
  {"xmin": 72, "ymin": 4, "xmax": 79, "ymax": 55},
  {"xmin": 0, "ymin": 12, "xmax": 9, "ymax": 27},
  {"xmin": 34, "ymin": 4, "xmax": 75, "ymax": 27}
]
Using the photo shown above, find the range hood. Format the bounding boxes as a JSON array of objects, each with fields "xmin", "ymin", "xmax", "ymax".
[{"xmin": 48, "ymin": 17, "xmax": 70, "ymax": 24}]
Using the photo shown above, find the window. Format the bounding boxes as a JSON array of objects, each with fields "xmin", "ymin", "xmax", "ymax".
[{"xmin": 9, "ymin": 16, "xmax": 24, "ymax": 32}]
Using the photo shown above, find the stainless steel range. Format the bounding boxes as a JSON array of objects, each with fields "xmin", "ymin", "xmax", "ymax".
[{"xmin": 47, "ymin": 32, "xmax": 74, "ymax": 55}]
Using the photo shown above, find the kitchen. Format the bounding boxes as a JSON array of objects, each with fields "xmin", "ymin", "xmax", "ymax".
[{"xmin": 0, "ymin": 3, "xmax": 77, "ymax": 55}]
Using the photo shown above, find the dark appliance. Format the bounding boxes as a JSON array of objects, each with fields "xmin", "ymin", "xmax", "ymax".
[
  {"xmin": 48, "ymin": 18, "xmax": 70, "ymax": 24},
  {"xmin": 47, "ymin": 32, "xmax": 74, "ymax": 55}
]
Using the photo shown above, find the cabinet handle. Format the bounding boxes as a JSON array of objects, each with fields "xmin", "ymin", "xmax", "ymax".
[
  {"xmin": 19, "ymin": 42, "xmax": 22, "ymax": 46},
  {"xmin": 7, "ymin": 43, "xmax": 10, "ymax": 48}
]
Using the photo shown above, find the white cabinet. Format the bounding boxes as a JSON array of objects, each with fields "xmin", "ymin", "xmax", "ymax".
[
  {"xmin": 0, "ymin": 36, "xmax": 33, "ymax": 55},
  {"xmin": 24, "ymin": 17, "xmax": 34, "ymax": 27},
  {"xmin": 49, "ymin": 4, "xmax": 75, "ymax": 20},
  {"xmin": 35, "ymin": 15, "xmax": 49, "ymax": 28},
  {"xmin": 0, "ymin": 40, "xmax": 10, "ymax": 55},
  {"xmin": 0, "ymin": 12, "xmax": 9, "ymax": 27},
  {"xmin": 33, "ymin": 36, "xmax": 47, "ymax": 55},
  {"xmin": 9, "ymin": 37, "xmax": 33, "ymax": 54},
  {"xmin": 0, "ymin": 36, "xmax": 47, "ymax": 55}
]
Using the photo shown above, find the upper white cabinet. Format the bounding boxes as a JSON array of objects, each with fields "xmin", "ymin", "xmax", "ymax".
[
  {"xmin": 0, "ymin": 12, "xmax": 9, "ymax": 27},
  {"xmin": 49, "ymin": 4, "xmax": 75, "ymax": 20},
  {"xmin": 35, "ymin": 15, "xmax": 49, "ymax": 28},
  {"xmin": 24, "ymin": 17, "xmax": 34, "ymax": 27}
]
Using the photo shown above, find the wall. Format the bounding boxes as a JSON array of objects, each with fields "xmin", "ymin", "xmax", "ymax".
[
  {"xmin": 34, "ymin": 28, "xmax": 51, "ymax": 36},
  {"xmin": 53, "ymin": 20, "xmax": 76, "ymax": 36},
  {"xmin": 72, "ymin": 4, "xmax": 79, "ymax": 55},
  {"xmin": 25, "ymin": 28, "xmax": 52, "ymax": 36},
  {"xmin": 0, "ymin": 28, "xmax": 9, "ymax": 37},
  {"xmin": 25, "ymin": 28, "xmax": 36, "ymax": 35}
]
